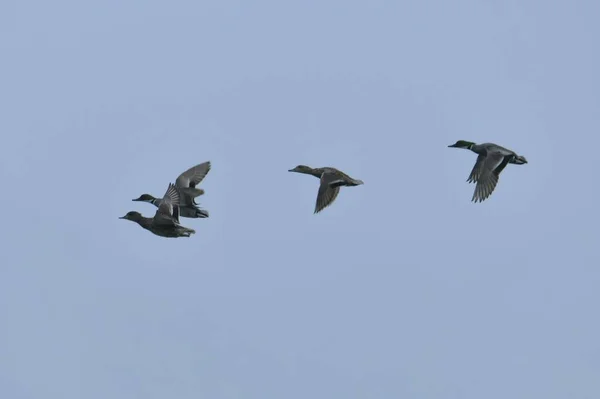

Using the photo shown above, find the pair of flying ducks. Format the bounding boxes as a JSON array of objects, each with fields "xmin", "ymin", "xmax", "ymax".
[
  {"xmin": 288, "ymin": 139, "xmax": 527, "ymax": 213},
  {"xmin": 120, "ymin": 162, "xmax": 211, "ymax": 238}
]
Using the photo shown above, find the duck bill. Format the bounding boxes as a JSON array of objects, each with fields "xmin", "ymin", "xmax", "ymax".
[{"xmin": 448, "ymin": 143, "xmax": 458, "ymax": 148}]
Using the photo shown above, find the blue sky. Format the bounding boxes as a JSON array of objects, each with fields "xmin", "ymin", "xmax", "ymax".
[{"xmin": 1, "ymin": 0, "xmax": 599, "ymax": 398}]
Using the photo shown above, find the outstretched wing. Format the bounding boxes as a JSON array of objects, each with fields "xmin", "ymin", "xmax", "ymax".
[
  {"xmin": 472, "ymin": 152, "xmax": 506, "ymax": 203},
  {"xmin": 176, "ymin": 161, "xmax": 211, "ymax": 189},
  {"xmin": 314, "ymin": 172, "xmax": 343, "ymax": 214},
  {"xmin": 467, "ymin": 153, "xmax": 487, "ymax": 183},
  {"xmin": 164, "ymin": 182, "xmax": 180, "ymax": 202},
  {"xmin": 154, "ymin": 183, "xmax": 180, "ymax": 226}
]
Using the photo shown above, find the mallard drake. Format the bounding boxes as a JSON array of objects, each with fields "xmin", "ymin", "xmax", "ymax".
[
  {"xmin": 288, "ymin": 165, "xmax": 364, "ymax": 213},
  {"xmin": 121, "ymin": 183, "xmax": 196, "ymax": 238},
  {"xmin": 448, "ymin": 140, "xmax": 528, "ymax": 203},
  {"xmin": 133, "ymin": 161, "xmax": 211, "ymax": 218}
]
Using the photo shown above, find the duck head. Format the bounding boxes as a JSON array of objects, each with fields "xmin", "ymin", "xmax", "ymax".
[
  {"xmin": 132, "ymin": 194, "xmax": 156, "ymax": 203},
  {"xmin": 119, "ymin": 211, "xmax": 143, "ymax": 222},
  {"xmin": 288, "ymin": 165, "xmax": 313, "ymax": 173},
  {"xmin": 448, "ymin": 140, "xmax": 475, "ymax": 149}
]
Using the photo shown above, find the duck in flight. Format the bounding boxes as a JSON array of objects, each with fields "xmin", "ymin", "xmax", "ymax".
[
  {"xmin": 288, "ymin": 165, "xmax": 364, "ymax": 213},
  {"xmin": 448, "ymin": 140, "xmax": 527, "ymax": 203},
  {"xmin": 120, "ymin": 183, "xmax": 196, "ymax": 238},
  {"xmin": 133, "ymin": 161, "xmax": 211, "ymax": 218}
]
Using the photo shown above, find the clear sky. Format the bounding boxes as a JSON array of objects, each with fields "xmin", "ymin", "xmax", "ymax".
[{"xmin": 1, "ymin": 0, "xmax": 599, "ymax": 398}]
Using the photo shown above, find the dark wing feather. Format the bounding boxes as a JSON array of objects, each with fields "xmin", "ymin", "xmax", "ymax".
[
  {"xmin": 494, "ymin": 155, "xmax": 512, "ymax": 176},
  {"xmin": 172, "ymin": 204, "xmax": 180, "ymax": 224},
  {"xmin": 467, "ymin": 153, "xmax": 487, "ymax": 183},
  {"xmin": 314, "ymin": 172, "xmax": 343, "ymax": 213},
  {"xmin": 472, "ymin": 152, "xmax": 506, "ymax": 203}
]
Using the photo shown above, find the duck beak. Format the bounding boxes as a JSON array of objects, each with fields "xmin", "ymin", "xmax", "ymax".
[
  {"xmin": 132, "ymin": 198, "xmax": 142, "ymax": 202},
  {"xmin": 118, "ymin": 216, "xmax": 125, "ymax": 219},
  {"xmin": 448, "ymin": 144, "xmax": 457, "ymax": 148}
]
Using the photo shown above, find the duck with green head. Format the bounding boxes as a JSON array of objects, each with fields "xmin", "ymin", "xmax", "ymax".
[
  {"xmin": 448, "ymin": 140, "xmax": 528, "ymax": 202},
  {"xmin": 288, "ymin": 165, "xmax": 364, "ymax": 213},
  {"xmin": 133, "ymin": 161, "xmax": 211, "ymax": 218}
]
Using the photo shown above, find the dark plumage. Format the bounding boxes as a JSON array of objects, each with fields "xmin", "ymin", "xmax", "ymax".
[
  {"xmin": 448, "ymin": 140, "xmax": 528, "ymax": 203},
  {"xmin": 288, "ymin": 165, "xmax": 364, "ymax": 213},
  {"xmin": 121, "ymin": 183, "xmax": 196, "ymax": 238},
  {"xmin": 133, "ymin": 161, "xmax": 211, "ymax": 218}
]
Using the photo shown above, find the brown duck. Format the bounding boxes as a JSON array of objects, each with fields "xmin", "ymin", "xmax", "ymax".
[
  {"xmin": 288, "ymin": 165, "xmax": 364, "ymax": 214},
  {"xmin": 120, "ymin": 183, "xmax": 196, "ymax": 238}
]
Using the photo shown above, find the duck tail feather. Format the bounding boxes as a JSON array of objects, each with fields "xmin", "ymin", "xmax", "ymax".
[{"xmin": 195, "ymin": 208, "xmax": 210, "ymax": 218}]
